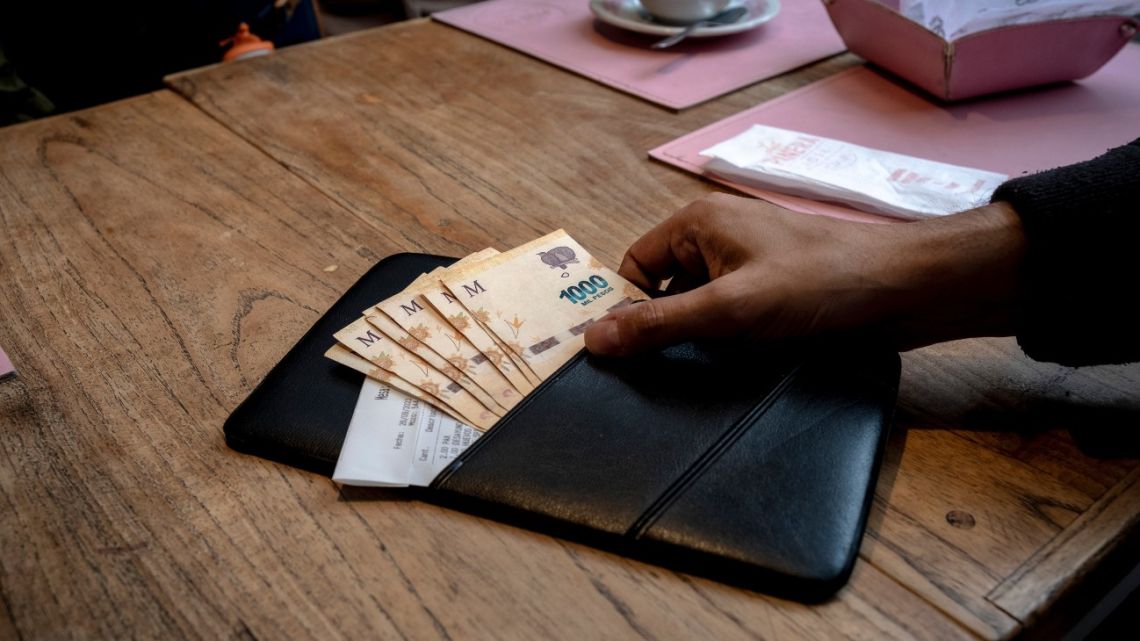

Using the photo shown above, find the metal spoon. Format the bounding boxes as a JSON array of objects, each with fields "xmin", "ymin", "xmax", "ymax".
[{"xmin": 649, "ymin": 6, "xmax": 748, "ymax": 49}]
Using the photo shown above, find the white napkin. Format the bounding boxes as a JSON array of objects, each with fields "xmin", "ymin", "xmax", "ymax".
[
  {"xmin": 699, "ymin": 125, "xmax": 1007, "ymax": 220},
  {"xmin": 899, "ymin": 0, "xmax": 1140, "ymax": 40}
]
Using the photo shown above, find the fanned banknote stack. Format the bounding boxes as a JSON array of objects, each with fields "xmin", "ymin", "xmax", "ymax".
[{"xmin": 327, "ymin": 229, "xmax": 650, "ymax": 487}]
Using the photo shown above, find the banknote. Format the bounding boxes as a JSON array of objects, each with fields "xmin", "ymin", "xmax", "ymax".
[
  {"xmin": 363, "ymin": 310, "xmax": 506, "ymax": 416},
  {"xmin": 371, "ymin": 280, "xmax": 523, "ymax": 414},
  {"xmin": 324, "ymin": 344, "xmax": 467, "ymax": 424},
  {"xmin": 326, "ymin": 230, "xmax": 647, "ymax": 447},
  {"xmin": 438, "ymin": 230, "xmax": 649, "ymax": 380},
  {"xmin": 329, "ymin": 250, "xmax": 516, "ymax": 431},
  {"xmin": 419, "ymin": 274, "xmax": 539, "ymax": 393},
  {"xmin": 420, "ymin": 254, "xmax": 545, "ymax": 386},
  {"xmin": 334, "ymin": 318, "xmax": 498, "ymax": 430}
]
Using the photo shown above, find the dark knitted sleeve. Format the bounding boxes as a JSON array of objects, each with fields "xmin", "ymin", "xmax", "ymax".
[{"xmin": 990, "ymin": 138, "xmax": 1140, "ymax": 366}]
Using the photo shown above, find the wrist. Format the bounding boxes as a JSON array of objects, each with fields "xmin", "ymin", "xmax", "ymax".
[{"xmin": 872, "ymin": 201, "xmax": 1028, "ymax": 348}]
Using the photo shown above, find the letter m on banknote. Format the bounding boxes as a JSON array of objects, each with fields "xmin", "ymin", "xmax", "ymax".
[
  {"xmin": 461, "ymin": 281, "xmax": 486, "ymax": 298},
  {"xmin": 400, "ymin": 300, "xmax": 424, "ymax": 316},
  {"xmin": 355, "ymin": 329, "xmax": 384, "ymax": 347}
]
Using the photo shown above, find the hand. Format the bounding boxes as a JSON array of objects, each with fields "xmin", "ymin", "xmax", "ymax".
[{"xmin": 584, "ymin": 193, "xmax": 1027, "ymax": 356}]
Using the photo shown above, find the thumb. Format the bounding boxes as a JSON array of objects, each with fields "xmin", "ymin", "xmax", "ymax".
[{"xmin": 584, "ymin": 282, "xmax": 736, "ymax": 356}]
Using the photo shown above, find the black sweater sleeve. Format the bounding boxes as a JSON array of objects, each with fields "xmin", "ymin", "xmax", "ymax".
[{"xmin": 990, "ymin": 138, "xmax": 1140, "ymax": 366}]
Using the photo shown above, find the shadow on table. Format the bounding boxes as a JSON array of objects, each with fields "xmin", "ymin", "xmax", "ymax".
[
  {"xmin": 337, "ymin": 485, "xmax": 420, "ymax": 503},
  {"xmin": 895, "ymin": 352, "xmax": 1140, "ymax": 459},
  {"xmin": 899, "ymin": 399, "xmax": 1140, "ymax": 447},
  {"xmin": 859, "ymin": 423, "xmax": 906, "ymax": 544}
]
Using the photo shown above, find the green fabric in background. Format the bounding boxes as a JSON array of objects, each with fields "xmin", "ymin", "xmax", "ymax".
[{"xmin": 0, "ymin": 45, "xmax": 55, "ymax": 126}]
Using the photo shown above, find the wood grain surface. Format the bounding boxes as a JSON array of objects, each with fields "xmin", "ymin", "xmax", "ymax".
[
  {"xmin": 165, "ymin": 19, "xmax": 1140, "ymax": 640},
  {"xmin": 166, "ymin": 20, "xmax": 850, "ymax": 268},
  {"xmin": 0, "ymin": 16, "xmax": 1137, "ymax": 641},
  {"xmin": 0, "ymin": 88, "xmax": 977, "ymax": 641}
]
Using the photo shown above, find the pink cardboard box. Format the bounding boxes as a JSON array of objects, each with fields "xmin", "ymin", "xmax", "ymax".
[{"xmin": 824, "ymin": 0, "xmax": 1139, "ymax": 100}]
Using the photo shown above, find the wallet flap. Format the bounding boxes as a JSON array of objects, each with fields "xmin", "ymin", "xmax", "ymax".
[
  {"xmin": 637, "ymin": 348, "xmax": 898, "ymax": 598},
  {"xmin": 432, "ymin": 341, "xmax": 899, "ymax": 600},
  {"xmin": 432, "ymin": 342, "xmax": 801, "ymax": 534}
]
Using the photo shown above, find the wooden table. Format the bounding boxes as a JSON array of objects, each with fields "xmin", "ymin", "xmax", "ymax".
[{"xmin": 3, "ymin": 18, "xmax": 1139, "ymax": 641}]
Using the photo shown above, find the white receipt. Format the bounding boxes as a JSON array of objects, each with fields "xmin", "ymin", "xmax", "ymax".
[
  {"xmin": 408, "ymin": 409, "xmax": 480, "ymax": 487},
  {"xmin": 332, "ymin": 377, "xmax": 481, "ymax": 487},
  {"xmin": 700, "ymin": 125, "xmax": 1007, "ymax": 220},
  {"xmin": 899, "ymin": 0, "xmax": 1139, "ymax": 40}
]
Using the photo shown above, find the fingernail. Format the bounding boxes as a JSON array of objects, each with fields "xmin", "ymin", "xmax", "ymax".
[{"xmin": 586, "ymin": 320, "xmax": 622, "ymax": 355}]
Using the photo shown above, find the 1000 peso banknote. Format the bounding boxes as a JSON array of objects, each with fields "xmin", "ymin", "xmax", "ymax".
[
  {"xmin": 329, "ymin": 229, "xmax": 648, "ymax": 431},
  {"xmin": 438, "ymin": 230, "xmax": 649, "ymax": 380}
]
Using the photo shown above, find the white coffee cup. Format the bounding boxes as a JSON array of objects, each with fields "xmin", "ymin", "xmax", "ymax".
[{"xmin": 639, "ymin": 0, "xmax": 734, "ymax": 24}]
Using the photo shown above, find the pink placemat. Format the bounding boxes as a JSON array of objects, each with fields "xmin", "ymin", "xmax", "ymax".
[
  {"xmin": 433, "ymin": 0, "xmax": 845, "ymax": 110},
  {"xmin": 650, "ymin": 43, "xmax": 1140, "ymax": 222},
  {"xmin": 0, "ymin": 345, "xmax": 14, "ymax": 379}
]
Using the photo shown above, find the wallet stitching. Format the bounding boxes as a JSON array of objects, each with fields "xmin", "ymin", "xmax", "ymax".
[{"xmin": 625, "ymin": 364, "xmax": 804, "ymax": 540}]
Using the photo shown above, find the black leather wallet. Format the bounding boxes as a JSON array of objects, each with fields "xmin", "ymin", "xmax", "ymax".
[{"xmin": 224, "ymin": 253, "xmax": 901, "ymax": 602}]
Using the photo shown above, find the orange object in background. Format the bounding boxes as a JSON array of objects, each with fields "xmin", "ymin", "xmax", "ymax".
[{"xmin": 220, "ymin": 23, "xmax": 275, "ymax": 62}]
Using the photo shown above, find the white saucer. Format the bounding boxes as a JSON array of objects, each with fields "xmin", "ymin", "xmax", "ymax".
[{"xmin": 588, "ymin": 0, "xmax": 780, "ymax": 38}]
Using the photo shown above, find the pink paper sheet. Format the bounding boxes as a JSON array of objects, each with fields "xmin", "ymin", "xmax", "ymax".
[
  {"xmin": 650, "ymin": 43, "xmax": 1140, "ymax": 223},
  {"xmin": 433, "ymin": 0, "xmax": 845, "ymax": 110},
  {"xmin": 0, "ymin": 345, "xmax": 13, "ymax": 379}
]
